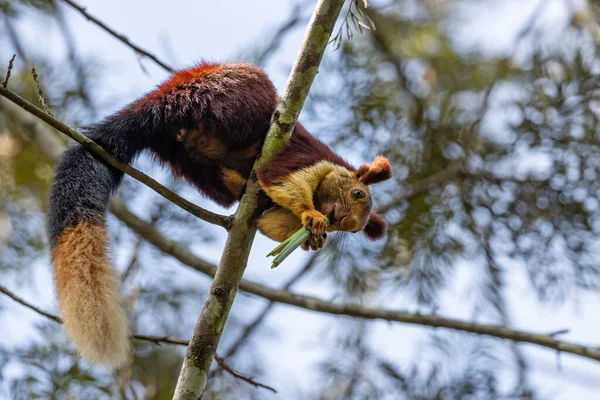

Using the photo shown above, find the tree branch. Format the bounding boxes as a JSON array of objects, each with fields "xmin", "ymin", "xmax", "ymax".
[
  {"xmin": 172, "ymin": 1, "xmax": 347, "ymax": 398},
  {"xmin": 0, "ymin": 285, "xmax": 61, "ymax": 323},
  {"xmin": 111, "ymin": 201, "xmax": 600, "ymax": 363},
  {"xmin": 30, "ymin": 68, "xmax": 53, "ymax": 116},
  {"xmin": 60, "ymin": 0, "xmax": 173, "ymax": 72},
  {"xmin": 212, "ymin": 355, "xmax": 276, "ymax": 393},
  {"xmin": 0, "ymin": 86, "xmax": 231, "ymax": 229},
  {"xmin": 0, "ymin": 284, "xmax": 276, "ymax": 393}
]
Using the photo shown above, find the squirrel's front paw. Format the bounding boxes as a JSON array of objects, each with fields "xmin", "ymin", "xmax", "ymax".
[
  {"xmin": 301, "ymin": 209, "xmax": 327, "ymax": 236},
  {"xmin": 302, "ymin": 232, "xmax": 327, "ymax": 251}
]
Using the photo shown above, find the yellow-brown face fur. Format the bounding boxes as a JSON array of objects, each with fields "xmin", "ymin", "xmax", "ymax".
[
  {"xmin": 315, "ymin": 170, "xmax": 373, "ymax": 233},
  {"xmin": 257, "ymin": 155, "xmax": 392, "ymax": 245}
]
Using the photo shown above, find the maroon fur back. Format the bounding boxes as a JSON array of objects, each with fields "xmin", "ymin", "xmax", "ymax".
[
  {"xmin": 115, "ymin": 63, "xmax": 353, "ymax": 206},
  {"xmin": 257, "ymin": 123, "xmax": 354, "ymax": 185},
  {"xmin": 125, "ymin": 63, "xmax": 279, "ymax": 206}
]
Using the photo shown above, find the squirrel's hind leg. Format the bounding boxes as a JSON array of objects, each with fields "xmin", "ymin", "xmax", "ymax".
[{"xmin": 257, "ymin": 206, "xmax": 302, "ymax": 243}]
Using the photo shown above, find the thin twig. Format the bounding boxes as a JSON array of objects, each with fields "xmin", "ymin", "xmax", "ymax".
[
  {"xmin": 31, "ymin": 68, "xmax": 53, "ymax": 117},
  {"xmin": 547, "ymin": 329, "xmax": 570, "ymax": 337},
  {"xmin": 366, "ymin": 9, "xmax": 426, "ymax": 123},
  {"xmin": 213, "ymin": 356, "xmax": 277, "ymax": 393},
  {"xmin": 130, "ymin": 335, "xmax": 276, "ymax": 392},
  {"xmin": 512, "ymin": 0, "xmax": 547, "ymax": 56},
  {"xmin": 0, "ymin": 85, "xmax": 231, "ymax": 229},
  {"xmin": 120, "ymin": 238, "xmax": 143, "ymax": 284},
  {"xmin": 0, "ymin": 285, "xmax": 276, "ymax": 392},
  {"xmin": 375, "ymin": 162, "xmax": 529, "ymax": 214},
  {"xmin": 52, "ymin": 2, "xmax": 95, "ymax": 114},
  {"xmin": 252, "ymin": 1, "xmax": 306, "ymax": 66},
  {"xmin": 2, "ymin": 54, "xmax": 16, "ymax": 88},
  {"xmin": 0, "ymin": 285, "xmax": 61, "ymax": 323},
  {"xmin": 131, "ymin": 334, "xmax": 189, "ymax": 346},
  {"xmin": 60, "ymin": 0, "xmax": 172, "ymax": 72},
  {"xmin": 465, "ymin": 0, "xmax": 548, "ymax": 147}
]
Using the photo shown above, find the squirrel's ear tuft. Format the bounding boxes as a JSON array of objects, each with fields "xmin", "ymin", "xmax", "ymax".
[
  {"xmin": 364, "ymin": 212, "xmax": 387, "ymax": 240},
  {"xmin": 356, "ymin": 155, "xmax": 392, "ymax": 185}
]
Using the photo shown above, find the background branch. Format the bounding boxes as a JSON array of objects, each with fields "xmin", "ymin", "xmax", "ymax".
[
  {"xmin": 0, "ymin": 284, "xmax": 276, "ymax": 393},
  {"xmin": 61, "ymin": 0, "xmax": 173, "ymax": 72},
  {"xmin": 0, "ymin": 285, "xmax": 62, "ymax": 323},
  {"xmin": 376, "ymin": 164, "xmax": 527, "ymax": 215}
]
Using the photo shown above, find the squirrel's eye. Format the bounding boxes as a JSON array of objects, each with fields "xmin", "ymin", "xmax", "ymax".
[{"xmin": 352, "ymin": 189, "xmax": 366, "ymax": 199}]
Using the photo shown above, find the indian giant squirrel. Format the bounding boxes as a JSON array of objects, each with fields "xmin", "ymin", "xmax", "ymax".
[{"xmin": 47, "ymin": 63, "xmax": 392, "ymax": 368}]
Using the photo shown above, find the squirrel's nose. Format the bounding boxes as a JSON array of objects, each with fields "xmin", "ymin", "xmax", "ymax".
[{"xmin": 340, "ymin": 215, "xmax": 358, "ymax": 231}]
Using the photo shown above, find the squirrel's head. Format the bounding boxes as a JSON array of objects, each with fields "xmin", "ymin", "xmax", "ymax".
[{"xmin": 315, "ymin": 156, "xmax": 392, "ymax": 240}]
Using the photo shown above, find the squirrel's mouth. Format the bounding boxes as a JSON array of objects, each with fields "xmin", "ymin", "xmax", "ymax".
[
  {"xmin": 327, "ymin": 209, "xmax": 338, "ymax": 225},
  {"xmin": 322, "ymin": 204, "xmax": 357, "ymax": 231}
]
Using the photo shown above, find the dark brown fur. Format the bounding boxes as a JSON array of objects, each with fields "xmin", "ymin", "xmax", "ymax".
[
  {"xmin": 137, "ymin": 63, "xmax": 278, "ymax": 206},
  {"xmin": 257, "ymin": 123, "xmax": 354, "ymax": 186}
]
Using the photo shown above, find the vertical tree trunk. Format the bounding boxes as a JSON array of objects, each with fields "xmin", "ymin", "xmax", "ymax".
[{"xmin": 172, "ymin": 0, "xmax": 347, "ymax": 398}]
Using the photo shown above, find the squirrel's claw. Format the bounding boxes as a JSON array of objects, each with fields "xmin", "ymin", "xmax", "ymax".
[
  {"xmin": 302, "ymin": 232, "xmax": 327, "ymax": 251},
  {"xmin": 300, "ymin": 209, "xmax": 328, "ymax": 251},
  {"xmin": 301, "ymin": 209, "xmax": 328, "ymax": 236}
]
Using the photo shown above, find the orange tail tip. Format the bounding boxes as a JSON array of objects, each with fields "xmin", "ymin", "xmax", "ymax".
[{"xmin": 52, "ymin": 223, "xmax": 130, "ymax": 368}]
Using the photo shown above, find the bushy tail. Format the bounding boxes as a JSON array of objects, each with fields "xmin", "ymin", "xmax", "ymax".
[{"xmin": 47, "ymin": 109, "xmax": 151, "ymax": 368}]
